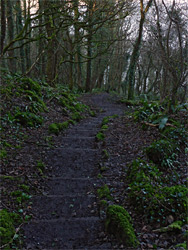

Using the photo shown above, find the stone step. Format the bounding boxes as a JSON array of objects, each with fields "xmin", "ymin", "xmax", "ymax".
[
  {"xmin": 47, "ymin": 163, "xmax": 97, "ymax": 178},
  {"xmin": 66, "ymin": 129, "xmax": 97, "ymax": 137},
  {"xmin": 30, "ymin": 195, "xmax": 98, "ymax": 220},
  {"xmin": 23, "ymin": 217, "xmax": 103, "ymax": 249},
  {"xmin": 46, "ymin": 149, "xmax": 99, "ymax": 171},
  {"xmin": 61, "ymin": 136, "xmax": 95, "ymax": 149},
  {"xmin": 44, "ymin": 178, "xmax": 99, "ymax": 195}
]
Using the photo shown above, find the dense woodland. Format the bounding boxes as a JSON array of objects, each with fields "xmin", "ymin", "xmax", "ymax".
[
  {"xmin": 1, "ymin": 0, "xmax": 187, "ymax": 103},
  {"xmin": 0, "ymin": 0, "xmax": 188, "ymax": 249}
]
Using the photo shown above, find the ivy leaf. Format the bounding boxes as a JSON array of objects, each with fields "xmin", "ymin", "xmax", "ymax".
[{"xmin": 159, "ymin": 117, "xmax": 168, "ymax": 130}]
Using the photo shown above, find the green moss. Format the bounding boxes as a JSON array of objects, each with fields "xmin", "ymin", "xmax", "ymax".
[
  {"xmin": 48, "ymin": 123, "xmax": 59, "ymax": 135},
  {"xmin": 0, "ymin": 209, "xmax": 22, "ymax": 246},
  {"xmin": 68, "ymin": 119, "xmax": 76, "ymax": 125},
  {"xmin": 97, "ymin": 185, "xmax": 112, "ymax": 200},
  {"xmin": 174, "ymin": 242, "xmax": 187, "ymax": 249},
  {"xmin": 71, "ymin": 112, "xmax": 82, "ymax": 121},
  {"xmin": 102, "ymin": 117, "xmax": 110, "ymax": 126},
  {"xmin": 36, "ymin": 160, "xmax": 45, "ymax": 172},
  {"xmin": 102, "ymin": 149, "xmax": 109, "ymax": 159},
  {"xmin": 49, "ymin": 121, "xmax": 70, "ymax": 135},
  {"xmin": 61, "ymin": 121, "xmax": 69, "ymax": 129},
  {"xmin": 18, "ymin": 184, "xmax": 30, "ymax": 192},
  {"xmin": 0, "ymin": 148, "xmax": 7, "ymax": 159},
  {"xmin": 96, "ymin": 132, "xmax": 105, "ymax": 141},
  {"xmin": 100, "ymin": 200, "xmax": 108, "ymax": 207},
  {"xmin": 0, "ymin": 175, "xmax": 20, "ymax": 181},
  {"xmin": 74, "ymin": 103, "xmax": 86, "ymax": 112},
  {"xmin": 105, "ymin": 205, "xmax": 139, "ymax": 248},
  {"xmin": 101, "ymin": 125, "xmax": 108, "ymax": 131},
  {"xmin": 155, "ymin": 221, "xmax": 183, "ymax": 233},
  {"xmin": 89, "ymin": 110, "xmax": 96, "ymax": 117}
]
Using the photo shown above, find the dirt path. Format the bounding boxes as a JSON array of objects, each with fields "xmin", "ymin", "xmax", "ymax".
[{"xmin": 23, "ymin": 93, "xmax": 125, "ymax": 249}]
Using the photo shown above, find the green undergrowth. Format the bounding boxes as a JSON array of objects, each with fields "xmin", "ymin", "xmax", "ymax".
[
  {"xmin": 133, "ymin": 100, "xmax": 188, "ymax": 133},
  {"xmin": 0, "ymin": 72, "xmax": 94, "ymax": 158},
  {"xmin": 0, "ymin": 71, "xmax": 95, "ymax": 248},
  {"xmin": 126, "ymin": 159, "xmax": 188, "ymax": 224},
  {"xmin": 126, "ymin": 99, "xmax": 188, "ymax": 226},
  {"xmin": 145, "ymin": 139, "xmax": 178, "ymax": 169},
  {"xmin": 1, "ymin": 72, "xmax": 93, "ymax": 133},
  {"xmin": 0, "ymin": 209, "xmax": 23, "ymax": 248}
]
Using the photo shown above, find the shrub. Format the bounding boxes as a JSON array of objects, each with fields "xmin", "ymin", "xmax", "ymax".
[
  {"xmin": 145, "ymin": 139, "xmax": 177, "ymax": 168},
  {"xmin": 127, "ymin": 159, "xmax": 188, "ymax": 223},
  {"xmin": 14, "ymin": 111, "xmax": 43, "ymax": 127}
]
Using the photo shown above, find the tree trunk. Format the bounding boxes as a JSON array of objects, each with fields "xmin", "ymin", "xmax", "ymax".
[
  {"xmin": 85, "ymin": 1, "xmax": 93, "ymax": 92},
  {"xmin": 16, "ymin": 0, "xmax": 26, "ymax": 74},
  {"xmin": 0, "ymin": 0, "xmax": 6, "ymax": 68},
  {"xmin": 6, "ymin": 0, "xmax": 16, "ymax": 72},
  {"xmin": 85, "ymin": 36, "xmax": 92, "ymax": 92},
  {"xmin": 1, "ymin": 0, "xmax": 6, "ymax": 55},
  {"xmin": 38, "ymin": 0, "xmax": 45, "ymax": 77},
  {"xmin": 127, "ymin": 0, "xmax": 153, "ymax": 100},
  {"xmin": 23, "ymin": 0, "xmax": 31, "ymax": 72},
  {"xmin": 74, "ymin": 0, "xmax": 82, "ymax": 88},
  {"xmin": 44, "ymin": 0, "xmax": 57, "ymax": 85}
]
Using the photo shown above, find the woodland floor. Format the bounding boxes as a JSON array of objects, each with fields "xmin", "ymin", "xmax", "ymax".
[{"xmin": 1, "ymin": 93, "xmax": 187, "ymax": 249}]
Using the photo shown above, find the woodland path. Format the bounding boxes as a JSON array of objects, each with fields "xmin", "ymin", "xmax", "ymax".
[{"xmin": 23, "ymin": 93, "xmax": 125, "ymax": 249}]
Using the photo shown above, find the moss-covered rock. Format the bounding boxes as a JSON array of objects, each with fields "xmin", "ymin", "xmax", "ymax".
[
  {"xmin": 154, "ymin": 221, "xmax": 183, "ymax": 233},
  {"xmin": 105, "ymin": 205, "xmax": 139, "ymax": 248}
]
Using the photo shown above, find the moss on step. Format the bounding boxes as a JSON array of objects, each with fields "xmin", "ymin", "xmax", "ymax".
[
  {"xmin": 48, "ymin": 121, "xmax": 71, "ymax": 135},
  {"xmin": 71, "ymin": 112, "xmax": 82, "ymax": 122},
  {"xmin": 97, "ymin": 184, "xmax": 112, "ymax": 200},
  {"xmin": 48, "ymin": 123, "xmax": 59, "ymax": 135},
  {"xmin": 105, "ymin": 205, "xmax": 139, "ymax": 248},
  {"xmin": 96, "ymin": 132, "xmax": 105, "ymax": 141}
]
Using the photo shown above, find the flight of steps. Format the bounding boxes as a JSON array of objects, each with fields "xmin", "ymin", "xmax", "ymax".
[{"xmin": 23, "ymin": 94, "xmax": 124, "ymax": 249}]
